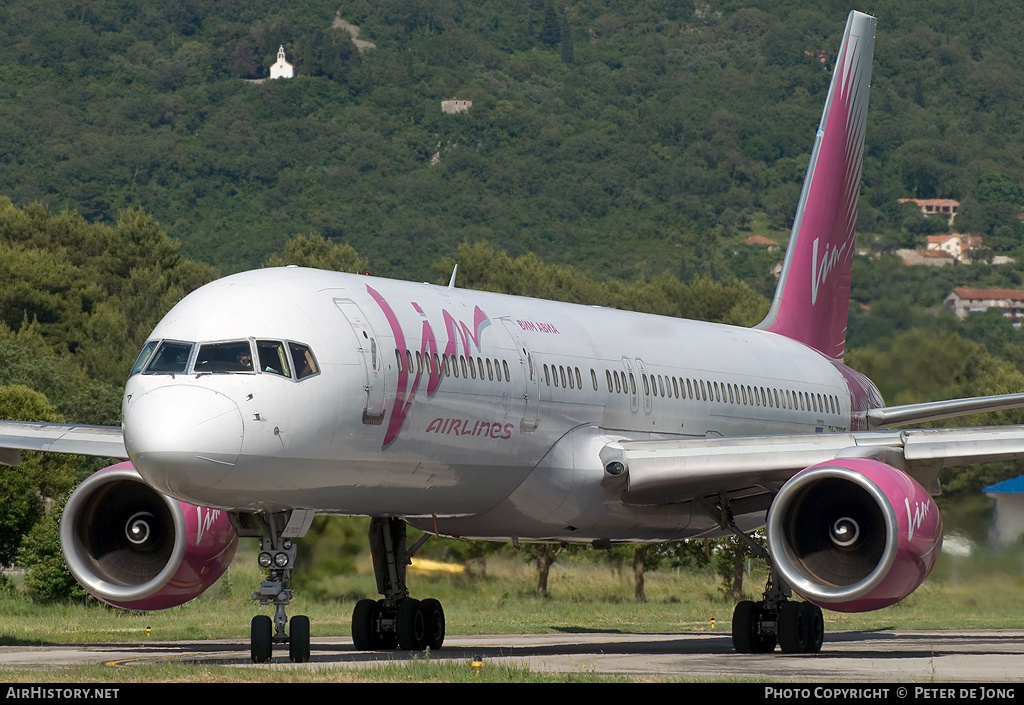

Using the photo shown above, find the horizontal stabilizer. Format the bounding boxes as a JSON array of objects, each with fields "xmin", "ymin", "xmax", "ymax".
[{"xmin": 866, "ymin": 391, "xmax": 1024, "ymax": 429}]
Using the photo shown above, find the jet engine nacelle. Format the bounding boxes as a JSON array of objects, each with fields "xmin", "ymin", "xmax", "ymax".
[
  {"xmin": 60, "ymin": 461, "xmax": 238, "ymax": 610},
  {"xmin": 766, "ymin": 457, "xmax": 942, "ymax": 612}
]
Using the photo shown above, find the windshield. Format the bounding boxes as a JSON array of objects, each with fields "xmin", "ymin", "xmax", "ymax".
[
  {"xmin": 130, "ymin": 341, "xmax": 159, "ymax": 376},
  {"xmin": 257, "ymin": 340, "xmax": 291, "ymax": 377},
  {"xmin": 145, "ymin": 341, "xmax": 194, "ymax": 374},
  {"xmin": 194, "ymin": 341, "xmax": 255, "ymax": 373}
]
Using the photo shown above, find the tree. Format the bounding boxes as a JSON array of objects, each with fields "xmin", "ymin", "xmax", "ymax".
[
  {"xmin": 534, "ymin": 544, "xmax": 561, "ymax": 597},
  {"xmin": 559, "ymin": 14, "xmax": 574, "ymax": 65},
  {"xmin": 17, "ymin": 494, "xmax": 88, "ymax": 603},
  {"xmin": 264, "ymin": 233, "xmax": 369, "ymax": 273},
  {"xmin": 230, "ymin": 40, "xmax": 258, "ymax": 79},
  {"xmin": 0, "ymin": 385, "xmax": 79, "ymax": 566},
  {"xmin": 540, "ymin": 4, "xmax": 561, "ymax": 46},
  {"xmin": 633, "ymin": 546, "xmax": 648, "ymax": 602},
  {"xmin": 435, "ymin": 242, "xmax": 768, "ymax": 324},
  {"xmin": 846, "ymin": 329, "xmax": 1024, "ymax": 494},
  {"xmin": 631, "ymin": 540, "xmax": 712, "ymax": 602},
  {"xmin": 292, "ymin": 516, "xmax": 366, "ymax": 599},
  {"xmin": 0, "ymin": 322, "xmax": 122, "ymax": 425},
  {"xmin": 712, "ymin": 532, "xmax": 766, "ymax": 601},
  {"xmin": 517, "ymin": 543, "xmax": 569, "ymax": 597}
]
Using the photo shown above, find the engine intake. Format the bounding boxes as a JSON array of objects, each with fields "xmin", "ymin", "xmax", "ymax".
[
  {"xmin": 766, "ymin": 457, "xmax": 942, "ymax": 612},
  {"xmin": 61, "ymin": 462, "xmax": 237, "ymax": 610}
]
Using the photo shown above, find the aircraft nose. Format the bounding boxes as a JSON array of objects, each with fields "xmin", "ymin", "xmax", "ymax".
[{"xmin": 124, "ymin": 386, "xmax": 243, "ymax": 502}]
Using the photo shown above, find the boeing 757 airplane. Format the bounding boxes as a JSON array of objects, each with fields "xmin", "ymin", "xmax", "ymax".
[{"xmin": 3, "ymin": 11, "xmax": 1024, "ymax": 662}]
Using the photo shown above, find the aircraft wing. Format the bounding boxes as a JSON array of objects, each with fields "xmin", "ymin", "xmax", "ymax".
[
  {"xmin": 610, "ymin": 425, "xmax": 1024, "ymax": 506},
  {"xmin": 0, "ymin": 421, "xmax": 127, "ymax": 466}
]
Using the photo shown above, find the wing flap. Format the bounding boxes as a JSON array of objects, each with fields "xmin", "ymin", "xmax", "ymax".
[{"xmin": 0, "ymin": 421, "xmax": 127, "ymax": 464}]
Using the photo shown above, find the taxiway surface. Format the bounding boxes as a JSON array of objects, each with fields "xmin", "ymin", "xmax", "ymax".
[{"xmin": 1, "ymin": 629, "xmax": 1022, "ymax": 681}]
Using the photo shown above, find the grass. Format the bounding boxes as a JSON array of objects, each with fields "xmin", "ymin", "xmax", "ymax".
[
  {"xmin": 0, "ymin": 660, "xmax": 630, "ymax": 684},
  {"xmin": 4, "ymin": 548, "xmax": 1024, "ymax": 642},
  {"xmin": 0, "ymin": 547, "xmax": 1022, "ymax": 681}
]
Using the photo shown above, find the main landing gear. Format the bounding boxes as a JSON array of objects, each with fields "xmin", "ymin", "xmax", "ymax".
[
  {"xmin": 351, "ymin": 517, "xmax": 446, "ymax": 651},
  {"xmin": 231, "ymin": 510, "xmax": 316, "ymax": 663},
  {"xmin": 695, "ymin": 495, "xmax": 824, "ymax": 654},
  {"xmin": 731, "ymin": 573, "xmax": 824, "ymax": 654}
]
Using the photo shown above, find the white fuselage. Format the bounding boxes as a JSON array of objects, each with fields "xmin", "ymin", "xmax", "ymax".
[{"xmin": 123, "ymin": 267, "xmax": 861, "ymax": 542}]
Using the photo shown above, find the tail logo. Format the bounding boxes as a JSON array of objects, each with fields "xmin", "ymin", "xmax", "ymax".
[{"xmin": 811, "ymin": 237, "xmax": 848, "ymax": 306}]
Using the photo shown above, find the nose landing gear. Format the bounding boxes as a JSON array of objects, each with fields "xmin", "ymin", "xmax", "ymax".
[{"xmin": 231, "ymin": 510, "xmax": 316, "ymax": 663}]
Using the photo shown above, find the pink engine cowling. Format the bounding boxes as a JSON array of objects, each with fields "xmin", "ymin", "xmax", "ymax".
[
  {"xmin": 766, "ymin": 457, "xmax": 942, "ymax": 612},
  {"xmin": 60, "ymin": 462, "xmax": 237, "ymax": 610}
]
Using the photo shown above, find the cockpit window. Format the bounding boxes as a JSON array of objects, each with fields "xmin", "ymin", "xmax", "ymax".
[
  {"xmin": 145, "ymin": 341, "xmax": 194, "ymax": 374},
  {"xmin": 257, "ymin": 340, "xmax": 291, "ymax": 377},
  {"xmin": 131, "ymin": 340, "xmax": 159, "ymax": 376},
  {"xmin": 193, "ymin": 341, "xmax": 254, "ymax": 373},
  {"xmin": 289, "ymin": 342, "xmax": 319, "ymax": 380}
]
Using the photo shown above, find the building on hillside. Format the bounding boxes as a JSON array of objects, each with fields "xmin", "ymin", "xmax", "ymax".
[
  {"xmin": 898, "ymin": 197, "xmax": 960, "ymax": 225},
  {"xmin": 896, "ymin": 248, "xmax": 956, "ymax": 267},
  {"xmin": 441, "ymin": 99, "xmax": 472, "ymax": 114},
  {"xmin": 742, "ymin": 235, "xmax": 780, "ymax": 251},
  {"xmin": 270, "ymin": 46, "xmax": 294, "ymax": 79},
  {"xmin": 944, "ymin": 287, "xmax": 1024, "ymax": 324},
  {"xmin": 926, "ymin": 233, "xmax": 983, "ymax": 263},
  {"xmin": 984, "ymin": 476, "xmax": 1024, "ymax": 546}
]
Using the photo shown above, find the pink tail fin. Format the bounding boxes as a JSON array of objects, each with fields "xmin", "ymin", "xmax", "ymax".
[{"xmin": 757, "ymin": 11, "xmax": 875, "ymax": 361}]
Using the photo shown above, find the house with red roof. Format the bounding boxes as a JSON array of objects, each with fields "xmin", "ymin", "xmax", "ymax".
[{"xmin": 944, "ymin": 287, "xmax": 1024, "ymax": 324}]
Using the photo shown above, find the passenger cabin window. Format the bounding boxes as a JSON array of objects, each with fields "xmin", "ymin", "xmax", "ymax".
[
  {"xmin": 194, "ymin": 341, "xmax": 254, "ymax": 373},
  {"xmin": 145, "ymin": 341, "xmax": 194, "ymax": 374}
]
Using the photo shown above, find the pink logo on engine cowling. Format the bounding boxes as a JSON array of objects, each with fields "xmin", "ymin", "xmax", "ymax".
[
  {"xmin": 367, "ymin": 285, "xmax": 492, "ymax": 448},
  {"xmin": 905, "ymin": 497, "xmax": 932, "ymax": 542},
  {"xmin": 194, "ymin": 506, "xmax": 223, "ymax": 545}
]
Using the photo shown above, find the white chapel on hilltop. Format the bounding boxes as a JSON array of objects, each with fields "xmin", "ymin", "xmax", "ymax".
[{"xmin": 270, "ymin": 46, "xmax": 294, "ymax": 79}]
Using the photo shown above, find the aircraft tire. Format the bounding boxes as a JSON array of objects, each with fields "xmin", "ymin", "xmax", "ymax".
[
  {"xmin": 732, "ymin": 601, "xmax": 775, "ymax": 653},
  {"xmin": 421, "ymin": 598, "xmax": 445, "ymax": 650},
  {"xmin": 803, "ymin": 602, "xmax": 824, "ymax": 653},
  {"xmin": 778, "ymin": 601, "xmax": 810, "ymax": 653},
  {"xmin": 251, "ymin": 615, "xmax": 272, "ymax": 663},
  {"xmin": 289, "ymin": 615, "xmax": 311, "ymax": 663},
  {"xmin": 351, "ymin": 599, "xmax": 378, "ymax": 650},
  {"xmin": 396, "ymin": 598, "xmax": 427, "ymax": 651}
]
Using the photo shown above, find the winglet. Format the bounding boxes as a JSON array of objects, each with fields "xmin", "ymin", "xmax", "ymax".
[{"xmin": 757, "ymin": 11, "xmax": 875, "ymax": 361}]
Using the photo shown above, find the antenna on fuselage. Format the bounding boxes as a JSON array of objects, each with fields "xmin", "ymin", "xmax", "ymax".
[{"xmin": 448, "ymin": 264, "xmax": 458, "ymax": 290}]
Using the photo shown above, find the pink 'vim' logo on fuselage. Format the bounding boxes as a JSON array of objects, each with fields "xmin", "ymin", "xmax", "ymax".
[{"xmin": 367, "ymin": 285, "xmax": 492, "ymax": 448}]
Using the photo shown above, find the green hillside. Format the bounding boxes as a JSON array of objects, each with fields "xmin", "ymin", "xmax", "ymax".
[{"xmin": 1, "ymin": 1, "xmax": 1022, "ymax": 279}]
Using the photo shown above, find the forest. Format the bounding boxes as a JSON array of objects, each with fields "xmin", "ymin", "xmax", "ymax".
[
  {"xmin": 1, "ymin": 0, "xmax": 1023, "ymax": 278},
  {"xmin": 3, "ymin": 1, "xmax": 1024, "ymax": 597}
]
